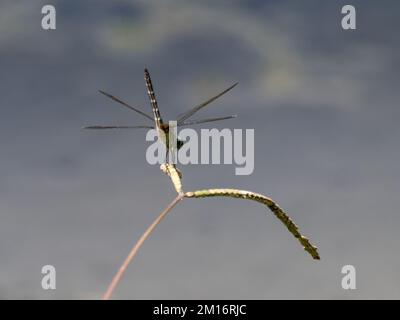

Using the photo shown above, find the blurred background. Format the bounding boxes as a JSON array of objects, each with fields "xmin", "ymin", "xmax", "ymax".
[{"xmin": 0, "ymin": 0, "xmax": 399, "ymax": 299}]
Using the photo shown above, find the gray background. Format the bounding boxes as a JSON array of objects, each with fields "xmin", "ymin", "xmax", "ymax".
[{"xmin": 0, "ymin": 0, "xmax": 399, "ymax": 299}]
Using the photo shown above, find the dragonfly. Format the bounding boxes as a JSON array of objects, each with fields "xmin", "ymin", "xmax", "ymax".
[{"xmin": 84, "ymin": 68, "xmax": 238, "ymax": 162}]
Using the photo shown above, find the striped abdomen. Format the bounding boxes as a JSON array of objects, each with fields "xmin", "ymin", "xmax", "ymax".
[{"xmin": 144, "ymin": 68, "xmax": 163, "ymax": 129}]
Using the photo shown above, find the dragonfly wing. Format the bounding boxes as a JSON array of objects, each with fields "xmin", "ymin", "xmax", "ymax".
[
  {"xmin": 98, "ymin": 90, "xmax": 154, "ymax": 122},
  {"xmin": 176, "ymin": 82, "xmax": 238, "ymax": 124},
  {"xmin": 178, "ymin": 115, "xmax": 237, "ymax": 127},
  {"xmin": 83, "ymin": 125, "xmax": 154, "ymax": 129}
]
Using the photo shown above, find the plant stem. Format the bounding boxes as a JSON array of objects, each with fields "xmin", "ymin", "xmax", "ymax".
[
  {"xmin": 185, "ymin": 189, "xmax": 320, "ymax": 260},
  {"xmin": 102, "ymin": 193, "xmax": 184, "ymax": 300}
]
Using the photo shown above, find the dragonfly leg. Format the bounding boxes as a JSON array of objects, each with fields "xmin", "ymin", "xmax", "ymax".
[{"xmin": 165, "ymin": 148, "xmax": 169, "ymax": 164}]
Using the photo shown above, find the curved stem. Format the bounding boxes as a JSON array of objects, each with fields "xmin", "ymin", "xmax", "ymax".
[
  {"xmin": 102, "ymin": 193, "xmax": 184, "ymax": 300},
  {"xmin": 185, "ymin": 189, "xmax": 319, "ymax": 260}
]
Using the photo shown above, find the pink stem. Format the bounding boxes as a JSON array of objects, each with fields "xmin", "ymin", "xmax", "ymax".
[{"xmin": 102, "ymin": 193, "xmax": 184, "ymax": 300}]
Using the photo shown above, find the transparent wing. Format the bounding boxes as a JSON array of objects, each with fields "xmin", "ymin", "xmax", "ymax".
[
  {"xmin": 98, "ymin": 90, "xmax": 154, "ymax": 122},
  {"xmin": 178, "ymin": 115, "xmax": 237, "ymax": 127},
  {"xmin": 177, "ymin": 82, "xmax": 238, "ymax": 124},
  {"xmin": 83, "ymin": 125, "xmax": 154, "ymax": 129}
]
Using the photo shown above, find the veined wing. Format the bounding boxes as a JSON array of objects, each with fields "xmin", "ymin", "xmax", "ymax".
[
  {"xmin": 176, "ymin": 82, "xmax": 238, "ymax": 125},
  {"xmin": 178, "ymin": 115, "xmax": 237, "ymax": 127},
  {"xmin": 83, "ymin": 125, "xmax": 154, "ymax": 129},
  {"xmin": 98, "ymin": 90, "xmax": 154, "ymax": 122}
]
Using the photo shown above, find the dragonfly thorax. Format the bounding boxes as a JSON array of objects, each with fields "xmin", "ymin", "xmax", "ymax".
[{"xmin": 157, "ymin": 124, "xmax": 184, "ymax": 150}]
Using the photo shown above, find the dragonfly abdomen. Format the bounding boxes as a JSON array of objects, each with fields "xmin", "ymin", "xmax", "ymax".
[{"xmin": 144, "ymin": 68, "xmax": 163, "ymax": 128}]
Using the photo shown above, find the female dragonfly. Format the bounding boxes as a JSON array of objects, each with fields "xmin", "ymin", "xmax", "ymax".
[{"xmin": 84, "ymin": 68, "xmax": 238, "ymax": 161}]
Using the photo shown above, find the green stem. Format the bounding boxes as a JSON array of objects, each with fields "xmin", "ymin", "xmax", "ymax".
[{"xmin": 185, "ymin": 189, "xmax": 320, "ymax": 260}]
